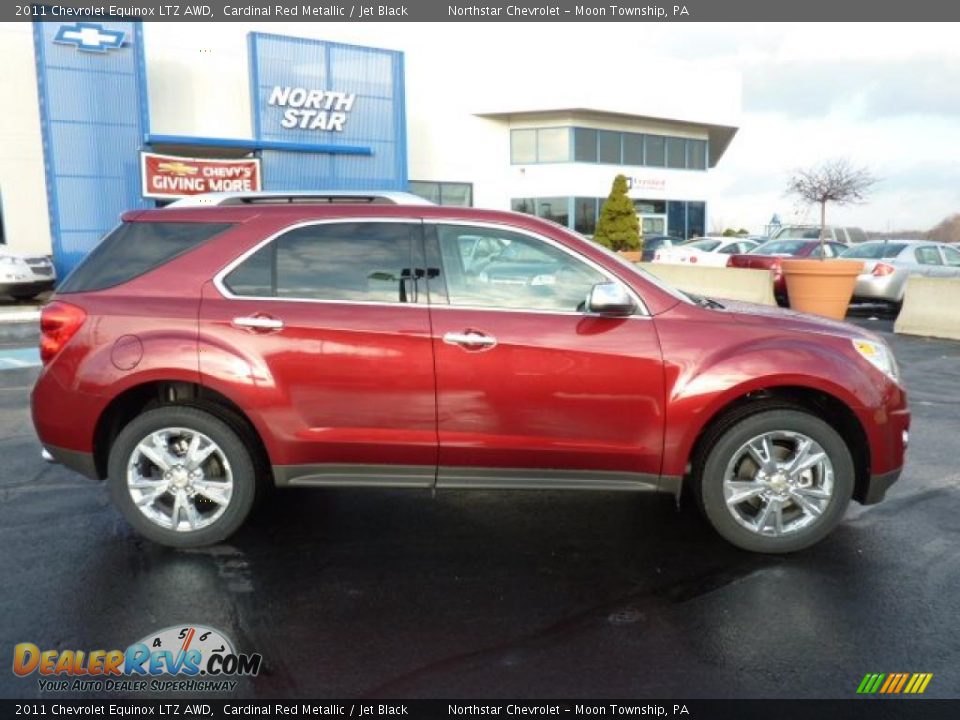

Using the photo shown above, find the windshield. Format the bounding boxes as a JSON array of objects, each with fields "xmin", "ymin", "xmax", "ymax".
[
  {"xmin": 751, "ymin": 239, "xmax": 809, "ymax": 256},
  {"xmin": 774, "ymin": 227, "xmax": 821, "ymax": 240},
  {"xmin": 841, "ymin": 242, "xmax": 907, "ymax": 259},
  {"xmin": 685, "ymin": 239, "xmax": 722, "ymax": 252}
]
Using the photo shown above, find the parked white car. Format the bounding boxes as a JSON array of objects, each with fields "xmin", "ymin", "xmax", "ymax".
[
  {"xmin": 0, "ymin": 250, "xmax": 57, "ymax": 300},
  {"xmin": 652, "ymin": 236, "xmax": 759, "ymax": 267}
]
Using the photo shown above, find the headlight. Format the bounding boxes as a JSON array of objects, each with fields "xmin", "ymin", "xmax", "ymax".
[
  {"xmin": 0, "ymin": 256, "xmax": 19, "ymax": 266},
  {"xmin": 852, "ymin": 339, "xmax": 900, "ymax": 382}
]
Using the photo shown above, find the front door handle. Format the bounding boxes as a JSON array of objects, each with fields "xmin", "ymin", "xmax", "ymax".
[
  {"xmin": 443, "ymin": 330, "xmax": 497, "ymax": 350},
  {"xmin": 232, "ymin": 315, "xmax": 284, "ymax": 331}
]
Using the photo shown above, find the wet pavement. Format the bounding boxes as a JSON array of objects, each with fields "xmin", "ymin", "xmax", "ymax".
[{"xmin": 1, "ymin": 314, "xmax": 958, "ymax": 699}]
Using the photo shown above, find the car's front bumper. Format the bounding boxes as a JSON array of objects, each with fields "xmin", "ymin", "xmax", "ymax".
[{"xmin": 860, "ymin": 467, "xmax": 903, "ymax": 505}]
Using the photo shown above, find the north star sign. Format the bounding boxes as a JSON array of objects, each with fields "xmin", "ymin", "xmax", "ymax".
[{"xmin": 268, "ymin": 86, "xmax": 357, "ymax": 132}]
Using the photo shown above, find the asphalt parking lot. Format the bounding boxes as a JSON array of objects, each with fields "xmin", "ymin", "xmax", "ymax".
[{"xmin": 0, "ymin": 310, "xmax": 958, "ymax": 700}]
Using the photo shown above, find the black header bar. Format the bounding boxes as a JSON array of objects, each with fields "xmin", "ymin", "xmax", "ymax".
[{"xmin": 10, "ymin": 0, "xmax": 960, "ymax": 23}]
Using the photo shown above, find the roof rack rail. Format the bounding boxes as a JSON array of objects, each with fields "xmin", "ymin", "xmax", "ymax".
[{"xmin": 166, "ymin": 191, "xmax": 433, "ymax": 208}]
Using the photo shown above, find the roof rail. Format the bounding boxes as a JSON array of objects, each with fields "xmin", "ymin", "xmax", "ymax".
[{"xmin": 166, "ymin": 191, "xmax": 434, "ymax": 208}]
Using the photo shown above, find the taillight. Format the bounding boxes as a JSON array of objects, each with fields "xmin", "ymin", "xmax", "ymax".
[
  {"xmin": 40, "ymin": 301, "xmax": 86, "ymax": 365},
  {"xmin": 726, "ymin": 257, "xmax": 736, "ymax": 267},
  {"xmin": 689, "ymin": 255, "xmax": 698, "ymax": 263},
  {"xmin": 873, "ymin": 263, "xmax": 895, "ymax": 277}
]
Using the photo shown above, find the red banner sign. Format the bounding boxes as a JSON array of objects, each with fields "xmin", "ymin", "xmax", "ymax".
[{"xmin": 140, "ymin": 152, "xmax": 262, "ymax": 199}]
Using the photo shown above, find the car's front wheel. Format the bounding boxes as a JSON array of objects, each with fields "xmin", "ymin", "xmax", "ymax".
[
  {"xmin": 108, "ymin": 406, "xmax": 257, "ymax": 548},
  {"xmin": 698, "ymin": 407, "xmax": 854, "ymax": 553}
]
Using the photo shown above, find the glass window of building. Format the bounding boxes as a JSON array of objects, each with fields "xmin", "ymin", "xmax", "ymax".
[
  {"xmin": 687, "ymin": 140, "xmax": 707, "ymax": 170},
  {"xmin": 666, "ymin": 137, "xmax": 686, "ymax": 169},
  {"xmin": 574, "ymin": 197, "xmax": 598, "ymax": 235},
  {"xmin": 410, "ymin": 181, "xmax": 473, "ymax": 207},
  {"xmin": 536, "ymin": 197, "xmax": 570, "ymax": 227},
  {"xmin": 623, "ymin": 134, "xmax": 644, "ymax": 166},
  {"xmin": 597, "ymin": 131, "xmax": 621, "ymax": 164},
  {"xmin": 512, "ymin": 198, "xmax": 535, "ymax": 215},
  {"xmin": 536, "ymin": 128, "xmax": 571, "ymax": 163},
  {"xmin": 687, "ymin": 202, "xmax": 706, "ymax": 239},
  {"xmin": 667, "ymin": 201, "xmax": 687, "ymax": 237},
  {"xmin": 634, "ymin": 199, "xmax": 666, "ymax": 215},
  {"xmin": 574, "ymin": 128, "xmax": 598, "ymax": 162},
  {"xmin": 644, "ymin": 136, "xmax": 665, "ymax": 167},
  {"xmin": 511, "ymin": 129, "xmax": 537, "ymax": 164}
]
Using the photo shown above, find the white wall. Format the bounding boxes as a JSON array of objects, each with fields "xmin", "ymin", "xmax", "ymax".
[{"xmin": 0, "ymin": 23, "xmax": 51, "ymax": 254}]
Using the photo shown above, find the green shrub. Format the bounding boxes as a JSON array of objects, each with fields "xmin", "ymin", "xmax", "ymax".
[{"xmin": 594, "ymin": 174, "xmax": 641, "ymax": 252}]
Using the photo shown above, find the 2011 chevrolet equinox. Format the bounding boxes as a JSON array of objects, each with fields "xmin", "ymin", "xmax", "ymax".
[{"xmin": 31, "ymin": 199, "xmax": 909, "ymax": 553}]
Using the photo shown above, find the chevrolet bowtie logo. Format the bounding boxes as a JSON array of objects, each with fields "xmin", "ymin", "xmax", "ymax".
[{"xmin": 53, "ymin": 23, "xmax": 125, "ymax": 53}]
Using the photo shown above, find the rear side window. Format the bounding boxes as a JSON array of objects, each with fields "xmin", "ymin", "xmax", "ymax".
[
  {"xmin": 59, "ymin": 222, "xmax": 232, "ymax": 293},
  {"xmin": 842, "ymin": 242, "xmax": 906, "ymax": 259},
  {"xmin": 223, "ymin": 222, "xmax": 416, "ymax": 303}
]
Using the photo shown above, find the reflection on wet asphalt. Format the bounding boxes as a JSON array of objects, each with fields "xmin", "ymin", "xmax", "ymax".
[{"xmin": 1, "ymin": 317, "xmax": 958, "ymax": 698}]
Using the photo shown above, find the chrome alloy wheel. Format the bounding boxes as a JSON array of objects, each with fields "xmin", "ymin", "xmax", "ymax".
[
  {"xmin": 722, "ymin": 430, "xmax": 835, "ymax": 538},
  {"xmin": 126, "ymin": 427, "xmax": 233, "ymax": 532}
]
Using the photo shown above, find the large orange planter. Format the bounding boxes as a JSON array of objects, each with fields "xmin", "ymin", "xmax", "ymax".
[{"xmin": 781, "ymin": 259, "xmax": 864, "ymax": 320}]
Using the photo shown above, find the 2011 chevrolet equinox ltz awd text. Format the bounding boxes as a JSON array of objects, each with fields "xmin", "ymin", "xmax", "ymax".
[{"xmin": 31, "ymin": 196, "xmax": 909, "ymax": 553}]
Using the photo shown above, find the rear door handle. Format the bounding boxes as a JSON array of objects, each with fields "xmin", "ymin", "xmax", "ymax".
[
  {"xmin": 232, "ymin": 315, "xmax": 284, "ymax": 331},
  {"xmin": 443, "ymin": 331, "xmax": 497, "ymax": 350}
]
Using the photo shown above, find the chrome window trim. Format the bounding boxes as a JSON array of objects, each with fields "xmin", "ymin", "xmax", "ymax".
[{"xmin": 212, "ymin": 216, "xmax": 650, "ymax": 317}]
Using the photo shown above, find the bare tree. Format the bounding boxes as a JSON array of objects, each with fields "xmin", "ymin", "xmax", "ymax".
[{"xmin": 786, "ymin": 159, "xmax": 878, "ymax": 254}]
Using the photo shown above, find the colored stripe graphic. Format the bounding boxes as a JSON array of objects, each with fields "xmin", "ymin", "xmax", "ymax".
[{"xmin": 857, "ymin": 672, "xmax": 932, "ymax": 694}]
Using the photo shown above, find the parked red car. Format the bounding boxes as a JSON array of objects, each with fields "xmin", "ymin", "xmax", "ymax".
[
  {"xmin": 32, "ymin": 198, "xmax": 909, "ymax": 553},
  {"xmin": 727, "ymin": 239, "xmax": 850, "ymax": 304}
]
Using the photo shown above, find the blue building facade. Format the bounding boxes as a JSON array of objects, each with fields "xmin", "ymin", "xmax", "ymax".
[{"xmin": 32, "ymin": 22, "xmax": 408, "ymax": 277}]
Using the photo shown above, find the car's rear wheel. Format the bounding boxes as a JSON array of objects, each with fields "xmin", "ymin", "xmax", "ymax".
[
  {"xmin": 108, "ymin": 406, "xmax": 257, "ymax": 548},
  {"xmin": 698, "ymin": 408, "xmax": 854, "ymax": 553}
]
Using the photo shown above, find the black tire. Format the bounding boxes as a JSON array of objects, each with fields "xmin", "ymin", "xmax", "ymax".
[
  {"xmin": 697, "ymin": 407, "xmax": 854, "ymax": 554},
  {"xmin": 108, "ymin": 405, "xmax": 257, "ymax": 548}
]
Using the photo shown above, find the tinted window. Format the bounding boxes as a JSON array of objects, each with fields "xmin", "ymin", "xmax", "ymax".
[
  {"xmin": 686, "ymin": 239, "xmax": 721, "ymax": 252},
  {"xmin": 915, "ymin": 247, "xmax": 943, "ymax": 265},
  {"xmin": 536, "ymin": 197, "xmax": 570, "ymax": 227},
  {"xmin": 537, "ymin": 128, "xmax": 570, "ymax": 162},
  {"xmin": 574, "ymin": 197, "xmax": 598, "ymax": 235},
  {"xmin": 752, "ymin": 240, "xmax": 809, "ymax": 255},
  {"xmin": 774, "ymin": 227, "xmax": 821, "ymax": 240},
  {"xmin": 510, "ymin": 129, "xmax": 536, "ymax": 164},
  {"xmin": 574, "ymin": 128, "xmax": 598, "ymax": 162},
  {"xmin": 941, "ymin": 246, "xmax": 960, "ymax": 267},
  {"xmin": 224, "ymin": 222, "xmax": 414, "ymax": 303},
  {"xmin": 435, "ymin": 225, "xmax": 605, "ymax": 312},
  {"xmin": 666, "ymin": 137, "xmax": 686, "ymax": 169},
  {"xmin": 847, "ymin": 227, "xmax": 868, "ymax": 243},
  {"xmin": 841, "ymin": 242, "xmax": 907, "ymax": 259},
  {"xmin": 59, "ymin": 222, "xmax": 232, "ymax": 293},
  {"xmin": 598, "ymin": 131, "xmax": 622, "ymax": 164},
  {"xmin": 687, "ymin": 139, "xmax": 707, "ymax": 170},
  {"xmin": 644, "ymin": 136, "xmax": 665, "ymax": 167},
  {"xmin": 623, "ymin": 133, "xmax": 644, "ymax": 165}
]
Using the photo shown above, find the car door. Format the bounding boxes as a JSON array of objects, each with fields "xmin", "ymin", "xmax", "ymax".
[
  {"xmin": 199, "ymin": 219, "xmax": 438, "ymax": 486},
  {"xmin": 424, "ymin": 221, "xmax": 666, "ymax": 489}
]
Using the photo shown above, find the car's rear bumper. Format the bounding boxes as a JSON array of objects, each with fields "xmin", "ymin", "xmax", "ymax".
[
  {"xmin": 853, "ymin": 274, "xmax": 903, "ymax": 303},
  {"xmin": 42, "ymin": 444, "xmax": 99, "ymax": 480},
  {"xmin": 0, "ymin": 280, "xmax": 54, "ymax": 295}
]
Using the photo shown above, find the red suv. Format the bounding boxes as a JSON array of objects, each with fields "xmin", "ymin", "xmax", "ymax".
[{"xmin": 31, "ymin": 199, "xmax": 909, "ymax": 553}]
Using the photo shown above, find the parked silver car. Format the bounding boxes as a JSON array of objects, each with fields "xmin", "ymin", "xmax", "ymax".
[
  {"xmin": 840, "ymin": 240, "xmax": 960, "ymax": 305},
  {"xmin": 0, "ymin": 250, "xmax": 56, "ymax": 300}
]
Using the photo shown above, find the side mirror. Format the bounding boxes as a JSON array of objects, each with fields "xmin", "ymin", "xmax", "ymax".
[{"xmin": 586, "ymin": 282, "xmax": 637, "ymax": 316}]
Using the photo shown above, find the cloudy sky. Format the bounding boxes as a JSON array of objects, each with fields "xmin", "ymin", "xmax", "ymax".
[{"xmin": 630, "ymin": 23, "xmax": 960, "ymax": 233}]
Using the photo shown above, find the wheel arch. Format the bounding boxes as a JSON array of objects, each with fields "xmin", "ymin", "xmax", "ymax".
[
  {"xmin": 92, "ymin": 380, "xmax": 273, "ymax": 484},
  {"xmin": 681, "ymin": 386, "xmax": 871, "ymax": 505}
]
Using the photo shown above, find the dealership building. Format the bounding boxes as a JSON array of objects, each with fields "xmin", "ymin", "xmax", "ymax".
[{"xmin": 0, "ymin": 21, "xmax": 741, "ymax": 276}]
